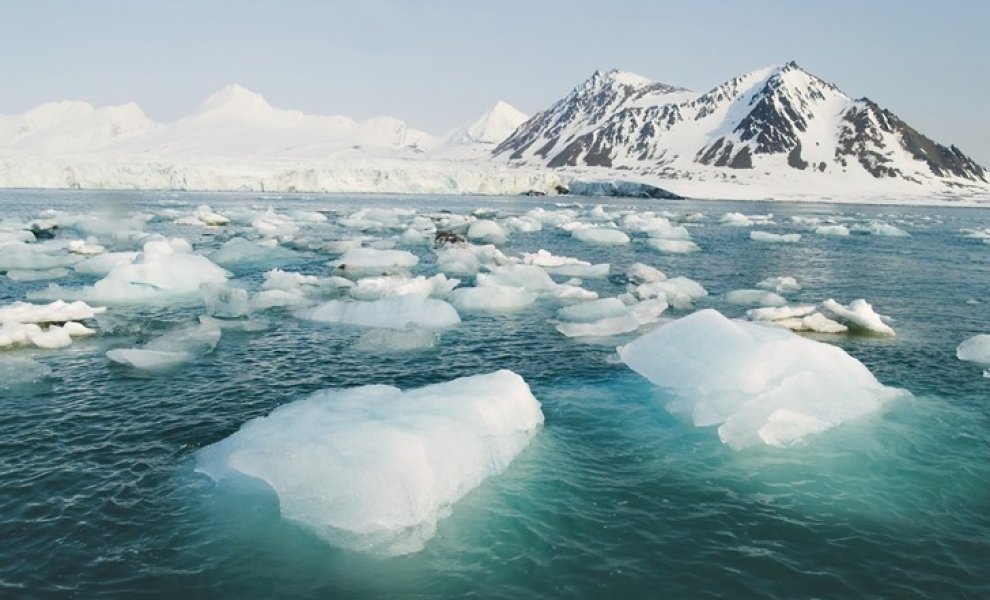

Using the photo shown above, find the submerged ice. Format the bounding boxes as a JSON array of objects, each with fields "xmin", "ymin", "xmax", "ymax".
[
  {"xmin": 195, "ymin": 370, "xmax": 543, "ymax": 556},
  {"xmin": 618, "ymin": 310, "xmax": 905, "ymax": 449}
]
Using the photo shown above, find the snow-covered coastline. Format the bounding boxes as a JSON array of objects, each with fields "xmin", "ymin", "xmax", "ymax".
[{"xmin": 2, "ymin": 64, "xmax": 988, "ymax": 206}]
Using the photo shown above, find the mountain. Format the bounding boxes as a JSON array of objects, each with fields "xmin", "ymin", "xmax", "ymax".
[
  {"xmin": 454, "ymin": 101, "xmax": 528, "ymax": 145},
  {"xmin": 0, "ymin": 100, "xmax": 158, "ymax": 154},
  {"xmin": 494, "ymin": 62, "xmax": 987, "ymax": 185},
  {"xmin": 105, "ymin": 84, "xmax": 436, "ymax": 158}
]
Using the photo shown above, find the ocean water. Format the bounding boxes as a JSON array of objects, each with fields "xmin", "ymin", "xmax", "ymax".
[{"xmin": 1, "ymin": 190, "xmax": 989, "ymax": 599}]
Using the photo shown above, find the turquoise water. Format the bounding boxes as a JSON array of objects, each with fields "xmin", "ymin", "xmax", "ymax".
[{"xmin": 1, "ymin": 190, "xmax": 989, "ymax": 598}]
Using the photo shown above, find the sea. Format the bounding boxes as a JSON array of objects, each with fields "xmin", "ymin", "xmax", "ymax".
[{"xmin": 1, "ymin": 189, "xmax": 988, "ymax": 599}]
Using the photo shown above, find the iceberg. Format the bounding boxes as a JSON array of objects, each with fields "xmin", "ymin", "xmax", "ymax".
[
  {"xmin": 195, "ymin": 370, "xmax": 543, "ymax": 556},
  {"xmin": 618, "ymin": 309, "xmax": 904, "ymax": 449}
]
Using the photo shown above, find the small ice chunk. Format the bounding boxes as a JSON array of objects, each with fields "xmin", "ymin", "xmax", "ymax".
[
  {"xmin": 466, "ymin": 220, "xmax": 508, "ymax": 245},
  {"xmin": 450, "ymin": 286, "xmax": 535, "ymax": 313},
  {"xmin": 618, "ymin": 309, "xmax": 905, "ymax": 449},
  {"xmin": 750, "ymin": 231, "xmax": 801, "ymax": 243},
  {"xmin": 757, "ymin": 276, "xmax": 801, "ymax": 295},
  {"xmin": 647, "ymin": 238, "xmax": 700, "ymax": 254},
  {"xmin": 332, "ymin": 248, "xmax": 419, "ymax": 276},
  {"xmin": 626, "ymin": 263, "xmax": 666, "ymax": 284},
  {"xmin": 350, "ymin": 274, "xmax": 459, "ymax": 301},
  {"xmin": 572, "ymin": 227, "xmax": 630, "ymax": 246},
  {"xmin": 725, "ymin": 289, "xmax": 787, "ymax": 307},
  {"xmin": 195, "ymin": 370, "xmax": 543, "ymax": 556},
  {"xmin": 297, "ymin": 297, "xmax": 460, "ymax": 330},
  {"xmin": 210, "ymin": 237, "xmax": 301, "ymax": 268},
  {"xmin": 820, "ymin": 299, "xmax": 895, "ymax": 336},
  {"xmin": 201, "ymin": 283, "xmax": 251, "ymax": 318},
  {"xmin": 720, "ymin": 212, "xmax": 753, "ymax": 226},
  {"xmin": 107, "ymin": 322, "xmax": 222, "ymax": 370},
  {"xmin": 957, "ymin": 335, "xmax": 990, "ymax": 369},
  {"xmin": 556, "ymin": 298, "xmax": 629, "ymax": 323},
  {"xmin": 815, "ymin": 225, "xmax": 850, "ymax": 236}
]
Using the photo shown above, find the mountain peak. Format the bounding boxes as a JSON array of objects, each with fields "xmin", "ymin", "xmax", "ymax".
[
  {"xmin": 192, "ymin": 84, "xmax": 273, "ymax": 118},
  {"xmin": 462, "ymin": 101, "xmax": 528, "ymax": 144}
]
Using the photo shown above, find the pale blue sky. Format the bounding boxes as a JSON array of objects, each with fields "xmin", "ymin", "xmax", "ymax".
[{"xmin": 2, "ymin": 0, "xmax": 988, "ymax": 162}]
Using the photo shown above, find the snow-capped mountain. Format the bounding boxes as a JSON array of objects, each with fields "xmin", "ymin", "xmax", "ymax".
[
  {"xmin": 106, "ymin": 84, "xmax": 438, "ymax": 158},
  {"xmin": 0, "ymin": 100, "xmax": 159, "ymax": 154},
  {"xmin": 453, "ymin": 101, "xmax": 528, "ymax": 145},
  {"xmin": 495, "ymin": 62, "xmax": 987, "ymax": 185}
]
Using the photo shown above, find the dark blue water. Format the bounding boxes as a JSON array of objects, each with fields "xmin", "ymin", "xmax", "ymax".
[{"xmin": 1, "ymin": 190, "xmax": 989, "ymax": 598}]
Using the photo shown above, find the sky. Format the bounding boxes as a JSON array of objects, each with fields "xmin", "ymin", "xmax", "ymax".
[{"xmin": 2, "ymin": 0, "xmax": 988, "ymax": 163}]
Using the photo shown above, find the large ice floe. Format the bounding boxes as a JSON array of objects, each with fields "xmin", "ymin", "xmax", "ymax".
[
  {"xmin": 0, "ymin": 300, "xmax": 104, "ymax": 350},
  {"xmin": 31, "ymin": 238, "xmax": 230, "ymax": 305},
  {"xmin": 618, "ymin": 309, "xmax": 905, "ymax": 449},
  {"xmin": 195, "ymin": 370, "xmax": 543, "ymax": 556}
]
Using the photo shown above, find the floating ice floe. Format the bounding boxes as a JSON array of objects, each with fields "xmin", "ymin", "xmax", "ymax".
[
  {"xmin": 296, "ymin": 297, "xmax": 461, "ymax": 330},
  {"xmin": 435, "ymin": 244, "xmax": 507, "ymax": 276},
  {"xmin": 757, "ymin": 276, "xmax": 801, "ymax": 295},
  {"xmin": 466, "ymin": 220, "xmax": 508, "ymax": 245},
  {"xmin": 450, "ymin": 285, "xmax": 536, "ymax": 313},
  {"xmin": 851, "ymin": 221, "xmax": 909, "ymax": 237},
  {"xmin": 632, "ymin": 276, "xmax": 708, "ymax": 310},
  {"xmin": 174, "ymin": 204, "xmax": 230, "ymax": 227},
  {"xmin": 956, "ymin": 335, "xmax": 990, "ymax": 377},
  {"xmin": 31, "ymin": 238, "xmax": 230, "ymax": 305},
  {"xmin": 210, "ymin": 237, "xmax": 302, "ymax": 268},
  {"xmin": 476, "ymin": 263, "xmax": 596, "ymax": 302},
  {"xmin": 819, "ymin": 298, "xmax": 895, "ymax": 336},
  {"xmin": 67, "ymin": 239, "xmax": 105, "ymax": 255},
  {"xmin": 571, "ymin": 226, "xmax": 630, "ymax": 246},
  {"xmin": 814, "ymin": 225, "xmax": 850, "ymax": 236},
  {"xmin": 106, "ymin": 322, "xmax": 222, "ymax": 370},
  {"xmin": 331, "ymin": 247, "xmax": 419, "ymax": 277},
  {"xmin": 725, "ymin": 289, "xmax": 787, "ymax": 307},
  {"xmin": 6, "ymin": 268, "xmax": 70, "ymax": 282},
  {"xmin": 519, "ymin": 249, "xmax": 609, "ymax": 279},
  {"xmin": 195, "ymin": 370, "xmax": 543, "ymax": 556},
  {"xmin": 618, "ymin": 309, "xmax": 906, "ymax": 449},
  {"xmin": 626, "ymin": 263, "xmax": 666, "ymax": 284},
  {"xmin": 646, "ymin": 238, "xmax": 700, "ymax": 254},
  {"xmin": 746, "ymin": 305, "xmax": 848, "ymax": 334},
  {"xmin": 0, "ymin": 241, "xmax": 84, "ymax": 271},
  {"xmin": 0, "ymin": 299, "xmax": 106, "ymax": 324},
  {"xmin": 73, "ymin": 251, "xmax": 140, "ymax": 276},
  {"xmin": 750, "ymin": 231, "xmax": 801, "ymax": 243},
  {"xmin": 201, "ymin": 283, "xmax": 251, "ymax": 318},
  {"xmin": 349, "ymin": 274, "xmax": 459, "ymax": 301},
  {"xmin": 555, "ymin": 297, "xmax": 667, "ymax": 338},
  {"xmin": 746, "ymin": 298, "xmax": 894, "ymax": 336}
]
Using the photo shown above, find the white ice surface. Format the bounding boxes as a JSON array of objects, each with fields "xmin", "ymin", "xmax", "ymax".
[
  {"xmin": 195, "ymin": 370, "xmax": 543, "ymax": 556},
  {"xmin": 618, "ymin": 309, "xmax": 905, "ymax": 449}
]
